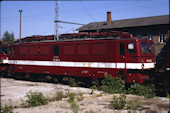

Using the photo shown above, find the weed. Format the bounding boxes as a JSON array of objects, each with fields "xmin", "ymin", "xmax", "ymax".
[
  {"xmin": 67, "ymin": 92, "xmax": 76, "ymax": 103},
  {"xmin": 90, "ymin": 85, "xmax": 97, "ymax": 90},
  {"xmin": 110, "ymin": 94, "xmax": 126, "ymax": 109},
  {"xmin": 70, "ymin": 102, "xmax": 79, "ymax": 113},
  {"xmin": 127, "ymin": 99, "xmax": 140, "ymax": 110},
  {"xmin": 67, "ymin": 92, "xmax": 79, "ymax": 113},
  {"xmin": 24, "ymin": 91, "xmax": 48, "ymax": 107},
  {"xmin": 166, "ymin": 92, "xmax": 170, "ymax": 98},
  {"xmin": 69, "ymin": 78, "xmax": 77, "ymax": 87},
  {"xmin": 133, "ymin": 99, "xmax": 141, "ymax": 110},
  {"xmin": 100, "ymin": 74, "xmax": 125, "ymax": 94},
  {"xmin": 0, "ymin": 104, "xmax": 13, "ymax": 113},
  {"xmin": 55, "ymin": 91, "xmax": 67, "ymax": 101},
  {"xmin": 1, "ymin": 99, "xmax": 13, "ymax": 113},
  {"xmin": 77, "ymin": 93, "xmax": 84, "ymax": 102},
  {"xmin": 126, "ymin": 101, "xmax": 133, "ymax": 110}
]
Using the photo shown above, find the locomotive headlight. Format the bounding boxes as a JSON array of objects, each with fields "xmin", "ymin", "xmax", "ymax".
[{"xmin": 141, "ymin": 60, "xmax": 144, "ymax": 69}]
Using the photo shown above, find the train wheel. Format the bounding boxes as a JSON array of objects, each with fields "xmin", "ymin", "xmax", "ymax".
[
  {"xmin": 46, "ymin": 75, "xmax": 53, "ymax": 83},
  {"xmin": 52, "ymin": 75, "xmax": 63, "ymax": 84},
  {"xmin": 53, "ymin": 77, "xmax": 58, "ymax": 83},
  {"xmin": 25, "ymin": 73, "xmax": 31, "ymax": 81}
]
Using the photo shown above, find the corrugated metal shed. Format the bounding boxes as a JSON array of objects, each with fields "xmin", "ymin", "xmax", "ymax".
[{"xmin": 76, "ymin": 15, "xmax": 169, "ymax": 31}]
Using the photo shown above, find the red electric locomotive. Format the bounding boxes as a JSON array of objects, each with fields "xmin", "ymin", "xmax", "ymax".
[{"xmin": 3, "ymin": 34, "xmax": 156, "ymax": 84}]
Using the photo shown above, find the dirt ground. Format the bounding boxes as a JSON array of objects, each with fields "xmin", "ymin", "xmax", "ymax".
[{"xmin": 1, "ymin": 78, "xmax": 170, "ymax": 113}]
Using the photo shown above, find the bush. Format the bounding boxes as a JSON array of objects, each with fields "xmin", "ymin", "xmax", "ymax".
[
  {"xmin": 100, "ymin": 74, "xmax": 125, "ymax": 94},
  {"xmin": 128, "ymin": 83, "xmax": 156, "ymax": 98},
  {"xmin": 110, "ymin": 94, "xmax": 126, "ymax": 109},
  {"xmin": 69, "ymin": 78, "xmax": 77, "ymax": 87},
  {"xmin": 24, "ymin": 91, "xmax": 48, "ymax": 107}
]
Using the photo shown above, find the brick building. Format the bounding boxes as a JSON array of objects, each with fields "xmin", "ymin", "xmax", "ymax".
[{"xmin": 76, "ymin": 12, "xmax": 169, "ymax": 56}]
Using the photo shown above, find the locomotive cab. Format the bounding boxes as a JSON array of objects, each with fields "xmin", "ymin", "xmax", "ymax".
[
  {"xmin": 116, "ymin": 39, "xmax": 155, "ymax": 84},
  {"xmin": 0, "ymin": 44, "xmax": 10, "ymax": 76}
]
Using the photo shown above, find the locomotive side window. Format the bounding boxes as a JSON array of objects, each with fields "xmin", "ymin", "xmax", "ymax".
[
  {"xmin": 141, "ymin": 42, "xmax": 148, "ymax": 54},
  {"xmin": 149, "ymin": 43, "xmax": 155, "ymax": 54},
  {"xmin": 54, "ymin": 45, "xmax": 59, "ymax": 55},
  {"xmin": 119, "ymin": 43, "xmax": 125, "ymax": 55},
  {"xmin": 92, "ymin": 43, "xmax": 106, "ymax": 55},
  {"xmin": 128, "ymin": 43, "xmax": 135, "ymax": 54}
]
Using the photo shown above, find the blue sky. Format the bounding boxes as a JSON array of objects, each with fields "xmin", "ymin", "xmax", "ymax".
[{"xmin": 0, "ymin": 0, "xmax": 169, "ymax": 39}]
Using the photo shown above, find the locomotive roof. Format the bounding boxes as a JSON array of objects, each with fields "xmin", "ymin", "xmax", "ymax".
[{"xmin": 13, "ymin": 37, "xmax": 148, "ymax": 45}]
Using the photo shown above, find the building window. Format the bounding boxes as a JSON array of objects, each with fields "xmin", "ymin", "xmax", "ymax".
[
  {"xmin": 159, "ymin": 34, "xmax": 165, "ymax": 43},
  {"xmin": 137, "ymin": 35, "xmax": 142, "ymax": 39},
  {"xmin": 148, "ymin": 34, "xmax": 153, "ymax": 40}
]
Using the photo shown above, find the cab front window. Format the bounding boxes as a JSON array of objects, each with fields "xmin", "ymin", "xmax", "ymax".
[
  {"xmin": 141, "ymin": 42, "xmax": 148, "ymax": 54},
  {"xmin": 149, "ymin": 43, "xmax": 155, "ymax": 54},
  {"xmin": 0, "ymin": 46, "xmax": 8, "ymax": 55}
]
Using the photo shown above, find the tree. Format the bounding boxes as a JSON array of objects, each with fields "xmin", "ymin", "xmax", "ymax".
[{"xmin": 2, "ymin": 31, "xmax": 15, "ymax": 43}]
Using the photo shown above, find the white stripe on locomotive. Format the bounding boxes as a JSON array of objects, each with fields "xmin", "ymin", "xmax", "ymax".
[{"xmin": 3, "ymin": 59, "xmax": 154, "ymax": 69}]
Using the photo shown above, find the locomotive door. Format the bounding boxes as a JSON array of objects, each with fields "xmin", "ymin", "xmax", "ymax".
[{"xmin": 117, "ymin": 42, "xmax": 127, "ymax": 81}]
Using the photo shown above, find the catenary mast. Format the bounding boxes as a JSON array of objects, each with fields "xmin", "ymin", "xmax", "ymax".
[{"xmin": 55, "ymin": 0, "xmax": 60, "ymax": 40}]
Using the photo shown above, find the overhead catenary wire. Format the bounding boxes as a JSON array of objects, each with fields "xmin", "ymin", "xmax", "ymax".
[
  {"xmin": 54, "ymin": 20, "xmax": 85, "ymax": 26},
  {"xmin": 79, "ymin": 1, "xmax": 96, "ymax": 22}
]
